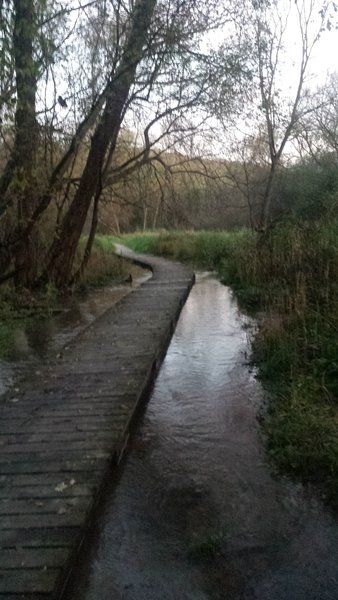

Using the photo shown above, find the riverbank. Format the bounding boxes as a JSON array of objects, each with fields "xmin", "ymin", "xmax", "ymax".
[
  {"xmin": 0, "ymin": 250, "xmax": 194, "ymax": 599},
  {"xmin": 111, "ymin": 226, "xmax": 338, "ymax": 507}
]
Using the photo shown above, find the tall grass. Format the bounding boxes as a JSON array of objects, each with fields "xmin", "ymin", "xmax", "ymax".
[
  {"xmin": 114, "ymin": 228, "xmax": 254, "ymax": 268},
  {"xmin": 75, "ymin": 235, "xmax": 130, "ymax": 287}
]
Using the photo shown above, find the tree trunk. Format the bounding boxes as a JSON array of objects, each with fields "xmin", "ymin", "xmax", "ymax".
[
  {"xmin": 70, "ymin": 192, "xmax": 100, "ymax": 285},
  {"xmin": 152, "ymin": 199, "xmax": 160, "ymax": 229},
  {"xmin": 259, "ymin": 160, "xmax": 277, "ymax": 231},
  {"xmin": 3, "ymin": 0, "xmax": 39, "ymax": 286},
  {"xmin": 142, "ymin": 206, "xmax": 148, "ymax": 232},
  {"xmin": 113, "ymin": 211, "xmax": 121, "ymax": 236},
  {"xmin": 44, "ymin": 0, "xmax": 157, "ymax": 287}
]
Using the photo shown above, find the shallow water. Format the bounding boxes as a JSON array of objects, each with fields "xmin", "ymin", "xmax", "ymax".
[
  {"xmin": 0, "ymin": 266, "xmax": 150, "ymax": 396},
  {"xmin": 66, "ymin": 274, "xmax": 338, "ymax": 600}
]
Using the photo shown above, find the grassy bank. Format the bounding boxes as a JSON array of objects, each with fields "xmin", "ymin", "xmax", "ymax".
[
  {"xmin": 76, "ymin": 235, "xmax": 131, "ymax": 288},
  {"xmin": 113, "ymin": 225, "xmax": 338, "ymax": 505}
]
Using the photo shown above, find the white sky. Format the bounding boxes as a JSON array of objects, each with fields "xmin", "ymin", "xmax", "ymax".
[
  {"xmin": 308, "ymin": 29, "xmax": 338, "ymax": 85},
  {"xmin": 276, "ymin": 0, "xmax": 338, "ymax": 96},
  {"xmin": 50, "ymin": 0, "xmax": 338, "ymax": 162}
]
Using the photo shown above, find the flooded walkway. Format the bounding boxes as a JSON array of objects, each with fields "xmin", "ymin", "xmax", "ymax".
[
  {"xmin": 64, "ymin": 274, "xmax": 338, "ymax": 600},
  {"xmin": 0, "ymin": 250, "xmax": 194, "ymax": 599}
]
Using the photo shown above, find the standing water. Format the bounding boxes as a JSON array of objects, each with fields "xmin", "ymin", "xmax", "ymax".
[
  {"xmin": 0, "ymin": 265, "xmax": 149, "ymax": 396},
  {"xmin": 66, "ymin": 274, "xmax": 338, "ymax": 600}
]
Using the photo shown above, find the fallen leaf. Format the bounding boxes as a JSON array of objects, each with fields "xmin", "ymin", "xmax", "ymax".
[{"xmin": 54, "ymin": 482, "xmax": 67, "ymax": 492}]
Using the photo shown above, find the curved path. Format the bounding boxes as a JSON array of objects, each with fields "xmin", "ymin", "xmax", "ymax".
[{"xmin": 0, "ymin": 249, "xmax": 194, "ymax": 600}]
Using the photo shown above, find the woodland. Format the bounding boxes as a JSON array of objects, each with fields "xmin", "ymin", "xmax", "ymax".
[
  {"xmin": 0, "ymin": 0, "xmax": 336, "ymax": 289},
  {"xmin": 1, "ymin": 0, "xmax": 338, "ymax": 505}
]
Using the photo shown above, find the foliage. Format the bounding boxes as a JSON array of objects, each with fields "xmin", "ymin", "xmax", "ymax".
[
  {"xmin": 74, "ymin": 235, "xmax": 131, "ymax": 288},
  {"xmin": 280, "ymin": 154, "xmax": 338, "ymax": 219},
  {"xmin": 108, "ymin": 232, "xmax": 161, "ymax": 254},
  {"xmin": 114, "ymin": 229, "xmax": 254, "ymax": 269},
  {"xmin": 0, "ymin": 0, "xmax": 247, "ymax": 289},
  {"xmin": 225, "ymin": 221, "xmax": 338, "ymax": 505}
]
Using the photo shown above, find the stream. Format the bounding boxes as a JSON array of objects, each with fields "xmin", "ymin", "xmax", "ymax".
[{"xmin": 64, "ymin": 273, "xmax": 338, "ymax": 600}]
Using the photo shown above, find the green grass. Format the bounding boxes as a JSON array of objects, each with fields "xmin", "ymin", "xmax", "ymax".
[
  {"xmin": 264, "ymin": 382, "xmax": 338, "ymax": 502},
  {"xmin": 108, "ymin": 229, "xmax": 254, "ymax": 270},
  {"xmin": 74, "ymin": 235, "xmax": 132, "ymax": 288},
  {"xmin": 104, "ymin": 232, "xmax": 161, "ymax": 254}
]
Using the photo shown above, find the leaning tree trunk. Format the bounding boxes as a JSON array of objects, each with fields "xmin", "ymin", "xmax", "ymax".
[
  {"xmin": 69, "ymin": 191, "xmax": 100, "ymax": 285},
  {"xmin": 43, "ymin": 0, "xmax": 157, "ymax": 288}
]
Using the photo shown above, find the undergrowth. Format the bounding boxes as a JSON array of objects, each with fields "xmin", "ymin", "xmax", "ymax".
[{"xmin": 75, "ymin": 235, "xmax": 130, "ymax": 288}]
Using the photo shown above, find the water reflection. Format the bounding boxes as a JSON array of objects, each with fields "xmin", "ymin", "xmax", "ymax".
[
  {"xmin": 0, "ymin": 266, "xmax": 150, "ymax": 395},
  {"xmin": 66, "ymin": 274, "xmax": 338, "ymax": 600}
]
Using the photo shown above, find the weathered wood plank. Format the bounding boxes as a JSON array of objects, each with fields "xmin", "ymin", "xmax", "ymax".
[
  {"xmin": 0, "ymin": 248, "xmax": 194, "ymax": 599},
  {"xmin": 0, "ymin": 484, "xmax": 93, "ymax": 500},
  {"xmin": 0, "ymin": 441, "xmax": 113, "ymax": 456},
  {"xmin": 1, "ymin": 527, "xmax": 80, "ymax": 548},
  {"xmin": 0, "ymin": 471, "xmax": 102, "ymax": 487},
  {"xmin": 0, "ymin": 496, "xmax": 90, "ymax": 515},
  {"xmin": 0, "ymin": 568, "xmax": 60, "ymax": 593},
  {"xmin": 0, "ymin": 547, "xmax": 67, "ymax": 569},
  {"xmin": 0, "ymin": 511, "xmax": 87, "ymax": 529},
  {"xmin": 0, "ymin": 431, "xmax": 117, "ymax": 444}
]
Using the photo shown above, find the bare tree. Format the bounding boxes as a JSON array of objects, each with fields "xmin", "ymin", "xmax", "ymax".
[
  {"xmin": 0, "ymin": 0, "xmax": 249, "ymax": 287},
  {"xmin": 238, "ymin": 0, "xmax": 328, "ymax": 229},
  {"xmin": 296, "ymin": 73, "xmax": 338, "ymax": 159}
]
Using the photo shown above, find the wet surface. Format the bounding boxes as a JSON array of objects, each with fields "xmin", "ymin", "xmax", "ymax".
[
  {"xmin": 65, "ymin": 274, "xmax": 338, "ymax": 600},
  {"xmin": 0, "ymin": 265, "xmax": 150, "ymax": 396}
]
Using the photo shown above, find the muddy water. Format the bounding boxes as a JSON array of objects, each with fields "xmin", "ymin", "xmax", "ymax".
[
  {"xmin": 0, "ymin": 266, "xmax": 150, "ymax": 396},
  {"xmin": 66, "ymin": 274, "xmax": 338, "ymax": 600}
]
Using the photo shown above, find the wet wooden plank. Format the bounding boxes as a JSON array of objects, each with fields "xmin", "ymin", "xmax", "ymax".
[
  {"xmin": 0, "ymin": 547, "xmax": 67, "ymax": 569},
  {"xmin": 0, "ymin": 430, "xmax": 117, "ymax": 444},
  {"xmin": 0, "ymin": 484, "xmax": 93, "ymax": 500},
  {"xmin": 0, "ymin": 511, "xmax": 87, "ymax": 529},
  {"xmin": 0, "ymin": 568, "xmax": 60, "ymax": 593},
  {"xmin": 0, "ymin": 470, "xmax": 102, "ymax": 487},
  {"xmin": 1, "ymin": 527, "xmax": 80, "ymax": 548},
  {"xmin": 0, "ymin": 458, "xmax": 108, "ymax": 475},
  {"xmin": 0, "ymin": 249, "xmax": 194, "ymax": 599},
  {"xmin": 0, "ymin": 496, "xmax": 91, "ymax": 515},
  {"xmin": 0, "ymin": 439, "xmax": 114, "ymax": 455}
]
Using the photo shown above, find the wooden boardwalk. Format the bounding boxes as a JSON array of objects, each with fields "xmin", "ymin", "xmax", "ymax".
[{"xmin": 0, "ymin": 249, "xmax": 194, "ymax": 600}]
